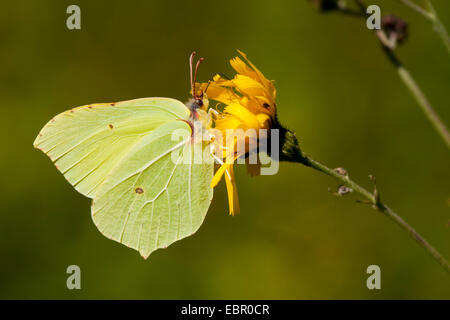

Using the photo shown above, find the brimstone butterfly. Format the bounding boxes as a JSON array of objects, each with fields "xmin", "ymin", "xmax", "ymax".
[{"xmin": 33, "ymin": 53, "xmax": 214, "ymax": 259}]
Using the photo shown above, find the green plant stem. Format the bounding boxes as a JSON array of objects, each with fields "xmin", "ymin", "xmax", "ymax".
[
  {"xmin": 304, "ymin": 155, "xmax": 450, "ymax": 274},
  {"xmin": 399, "ymin": 0, "xmax": 450, "ymax": 53},
  {"xmin": 424, "ymin": 0, "xmax": 450, "ymax": 54},
  {"xmin": 397, "ymin": 65, "xmax": 450, "ymax": 149},
  {"xmin": 377, "ymin": 33, "xmax": 450, "ymax": 149},
  {"xmin": 342, "ymin": 0, "xmax": 450, "ymax": 149},
  {"xmin": 280, "ymin": 130, "xmax": 450, "ymax": 274},
  {"xmin": 399, "ymin": 0, "xmax": 434, "ymax": 20}
]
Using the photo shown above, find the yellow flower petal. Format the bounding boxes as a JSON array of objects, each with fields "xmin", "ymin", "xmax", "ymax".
[
  {"xmin": 210, "ymin": 163, "xmax": 239, "ymax": 215},
  {"xmin": 224, "ymin": 103, "xmax": 261, "ymax": 130},
  {"xmin": 215, "ymin": 115, "xmax": 242, "ymax": 133},
  {"xmin": 256, "ymin": 113, "xmax": 271, "ymax": 129},
  {"xmin": 230, "ymin": 56, "xmax": 258, "ymax": 81},
  {"xmin": 224, "ymin": 165, "xmax": 239, "ymax": 215},
  {"xmin": 231, "ymin": 74, "xmax": 267, "ymax": 98},
  {"xmin": 237, "ymin": 50, "xmax": 274, "ymax": 93},
  {"xmin": 211, "ymin": 163, "xmax": 230, "ymax": 188}
]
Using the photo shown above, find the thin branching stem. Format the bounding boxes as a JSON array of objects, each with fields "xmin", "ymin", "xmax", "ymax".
[
  {"xmin": 303, "ymin": 155, "xmax": 450, "ymax": 274},
  {"xmin": 399, "ymin": 0, "xmax": 450, "ymax": 53},
  {"xmin": 280, "ymin": 130, "xmax": 450, "ymax": 274},
  {"xmin": 399, "ymin": 0, "xmax": 434, "ymax": 20},
  {"xmin": 397, "ymin": 63, "xmax": 450, "ymax": 148},
  {"xmin": 377, "ymin": 34, "xmax": 450, "ymax": 148},
  {"xmin": 339, "ymin": 0, "xmax": 450, "ymax": 149}
]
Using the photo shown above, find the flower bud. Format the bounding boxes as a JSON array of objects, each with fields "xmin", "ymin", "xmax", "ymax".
[
  {"xmin": 310, "ymin": 0, "xmax": 339, "ymax": 12},
  {"xmin": 381, "ymin": 14, "xmax": 408, "ymax": 44}
]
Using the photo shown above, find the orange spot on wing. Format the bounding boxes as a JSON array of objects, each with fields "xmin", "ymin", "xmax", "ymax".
[{"xmin": 135, "ymin": 187, "xmax": 144, "ymax": 194}]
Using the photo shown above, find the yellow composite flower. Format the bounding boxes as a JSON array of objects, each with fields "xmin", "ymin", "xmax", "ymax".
[{"xmin": 200, "ymin": 50, "xmax": 278, "ymax": 216}]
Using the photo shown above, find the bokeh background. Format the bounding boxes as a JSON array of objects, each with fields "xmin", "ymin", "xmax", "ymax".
[{"xmin": 0, "ymin": 0, "xmax": 449, "ymax": 299}]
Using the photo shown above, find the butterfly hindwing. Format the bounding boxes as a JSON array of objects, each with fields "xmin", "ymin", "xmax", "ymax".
[{"xmin": 92, "ymin": 124, "xmax": 213, "ymax": 258}]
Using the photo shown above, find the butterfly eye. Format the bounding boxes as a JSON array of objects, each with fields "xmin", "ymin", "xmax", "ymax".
[{"xmin": 195, "ymin": 97, "xmax": 204, "ymax": 107}]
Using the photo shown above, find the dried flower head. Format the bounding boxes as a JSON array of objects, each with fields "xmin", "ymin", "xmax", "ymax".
[
  {"xmin": 310, "ymin": 0, "xmax": 340, "ymax": 12},
  {"xmin": 381, "ymin": 14, "xmax": 408, "ymax": 44}
]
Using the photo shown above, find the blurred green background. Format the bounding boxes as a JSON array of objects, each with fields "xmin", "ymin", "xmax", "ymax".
[{"xmin": 0, "ymin": 0, "xmax": 449, "ymax": 299}]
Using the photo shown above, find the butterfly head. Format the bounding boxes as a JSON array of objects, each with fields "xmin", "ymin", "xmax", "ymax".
[{"xmin": 187, "ymin": 52, "xmax": 209, "ymax": 115}]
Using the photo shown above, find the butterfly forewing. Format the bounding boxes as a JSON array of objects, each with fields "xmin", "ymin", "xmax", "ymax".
[
  {"xmin": 34, "ymin": 97, "xmax": 213, "ymax": 259},
  {"xmin": 33, "ymin": 98, "xmax": 190, "ymax": 198}
]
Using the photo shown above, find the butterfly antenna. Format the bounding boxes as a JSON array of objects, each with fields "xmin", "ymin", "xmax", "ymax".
[
  {"xmin": 189, "ymin": 52, "xmax": 197, "ymax": 99},
  {"xmin": 193, "ymin": 57, "xmax": 205, "ymax": 98}
]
